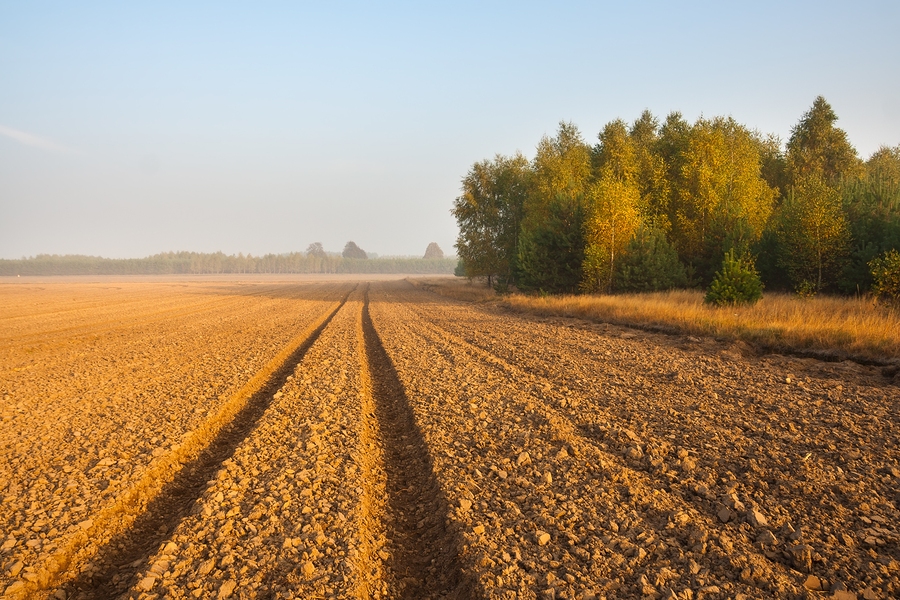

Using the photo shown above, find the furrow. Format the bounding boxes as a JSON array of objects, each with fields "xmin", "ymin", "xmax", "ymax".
[
  {"xmin": 404, "ymin": 282, "xmax": 900, "ymax": 595},
  {"xmin": 8, "ymin": 287, "xmax": 354, "ymax": 599},
  {"xmin": 369, "ymin": 281, "xmax": 803, "ymax": 598},
  {"xmin": 94, "ymin": 288, "xmax": 367, "ymax": 598},
  {"xmin": 359, "ymin": 285, "xmax": 475, "ymax": 599}
]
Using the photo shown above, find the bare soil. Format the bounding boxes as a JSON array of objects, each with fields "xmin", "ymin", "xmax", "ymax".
[{"xmin": 1, "ymin": 279, "xmax": 896, "ymax": 599}]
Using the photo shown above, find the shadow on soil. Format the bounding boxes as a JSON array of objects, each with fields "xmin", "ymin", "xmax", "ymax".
[{"xmin": 362, "ymin": 287, "xmax": 481, "ymax": 600}]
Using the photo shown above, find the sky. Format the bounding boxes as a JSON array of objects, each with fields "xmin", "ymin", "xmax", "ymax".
[{"xmin": 2, "ymin": 1, "xmax": 899, "ymax": 259}]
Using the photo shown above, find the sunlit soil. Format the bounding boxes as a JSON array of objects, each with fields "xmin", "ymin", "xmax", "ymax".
[{"xmin": 1, "ymin": 278, "xmax": 897, "ymax": 599}]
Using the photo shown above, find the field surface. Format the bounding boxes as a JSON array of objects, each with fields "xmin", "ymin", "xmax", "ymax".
[{"xmin": 0, "ymin": 278, "xmax": 897, "ymax": 599}]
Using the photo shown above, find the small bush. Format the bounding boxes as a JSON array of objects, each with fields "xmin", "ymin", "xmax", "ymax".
[
  {"xmin": 794, "ymin": 280, "xmax": 817, "ymax": 298},
  {"xmin": 705, "ymin": 250, "xmax": 763, "ymax": 306},
  {"xmin": 870, "ymin": 249, "xmax": 900, "ymax": 304}
]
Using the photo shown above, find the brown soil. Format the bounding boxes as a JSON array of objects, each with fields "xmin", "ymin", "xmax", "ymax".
[{"xmin": 1, "ymin": 279, "xmax": 897, "ymax": 599}]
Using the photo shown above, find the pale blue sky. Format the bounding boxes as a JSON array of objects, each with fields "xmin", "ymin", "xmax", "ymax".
[{"xmin": 2, "ymin": 1, "xmax": 899, "ymax": 259}]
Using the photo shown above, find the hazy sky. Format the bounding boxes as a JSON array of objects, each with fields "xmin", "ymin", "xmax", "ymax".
[{"xmin": 2, "ymin": 1, "xmax": 899, "ymax": 259}]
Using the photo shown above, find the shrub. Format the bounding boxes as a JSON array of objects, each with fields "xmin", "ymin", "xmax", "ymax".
[
  {"xmin": 870, "ymin": 249, "xmax": 900, "ymax": 304},
  {"xmin": 705, "ymin": 250, "xmax": 763, "ymax": 306}
]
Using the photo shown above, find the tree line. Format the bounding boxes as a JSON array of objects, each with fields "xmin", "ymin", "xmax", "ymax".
[
  {"xmin": 0, "ymin": 249, "xmax": 455, "ymax": 276},
  {"xmin": 452, "ymin": 97, "xmax": 900, "ymax": 301}
]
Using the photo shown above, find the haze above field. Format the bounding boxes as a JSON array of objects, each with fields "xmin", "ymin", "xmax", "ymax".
[{"xmin": 2, "ymin": 2, "xmax": 899, "ymax": 260}]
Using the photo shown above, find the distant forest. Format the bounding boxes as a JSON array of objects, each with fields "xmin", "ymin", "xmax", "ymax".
[
  {"xmin": 453, "ymin": 97, "xmax": 900, "ymax": 298},
  {"xmin": 0, "ymin": 251, "xmax": 456, "ymax": 276}
]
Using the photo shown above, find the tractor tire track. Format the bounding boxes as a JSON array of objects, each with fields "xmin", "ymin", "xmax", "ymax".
[
  {"xmin": 40, "ymin": 287, "xmax": 355, "ymax": 599},
  {"xmin": 359, "ymin": 285, "xmax": 477, "ymax": 599},
  {"xmin": 371, "ymin": 282, "xmax": 803, "ymax": 598}
]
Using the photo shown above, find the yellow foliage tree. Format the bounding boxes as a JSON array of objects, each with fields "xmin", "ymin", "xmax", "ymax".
[
  {"xmin": 582, "ymin": 120, "xmax": 642, "ymax": 292},
  {"xmin": 670, "ymin": 116, "xmax": 776, "ymax": 281},
  {"xmin": 582, "ymin": 175, "xmax": 641, "ymax": 292}
]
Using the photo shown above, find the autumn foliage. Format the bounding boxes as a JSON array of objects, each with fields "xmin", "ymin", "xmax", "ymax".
[{"xmin": 452, "ymin": 97, "xmax": 900, "ymax": 300}]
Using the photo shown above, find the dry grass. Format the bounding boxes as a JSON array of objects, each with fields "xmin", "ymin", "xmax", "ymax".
[
  {"xmin": 503, "ymin": 290, "xmax": 900, "ymax": 362},
  {"xmin": 417, "ymin": 279, "xmax": 900, "ymax": 363}
]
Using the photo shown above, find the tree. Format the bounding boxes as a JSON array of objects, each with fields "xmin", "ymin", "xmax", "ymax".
[
  {"xmin": 516, "ymin": 122, "xmax": 591, "ymax": 292},
  {"xmin": 775, "ymin": 174, "xmax": 850, "ymax": 293},
  {"xmin": 423, "ymin": 242, "xmax": 444, "ymax": 259},
  {"xmin": 306, "ymin": 242, "xmax": 326, "ymax": 259},
  {"xmin": 614, "ymin": 225, "xmax": 687, "ymax": 292},
  {"xmin": 669, "ymin": 116, "xmax": 776, "ymax": 283},
  {"xmin": 870, "ymin": 249, "xmax": 900, "ymax": 304},
  {"xmin": 839, "ymin": 145, "xmax": 900, "ymax": 292},
  {"xmin": 754, "ymin": 132, "xmax": 788, "ymax": 199},
  {"xmin": 866, "ymin": 145, "xmax": 900, "ymax": 188},
  {"xmin": 582, "ymin": 120, "xmax": 642, "ymax": 292},
  {"xmin": 529, "ymin": 122, "xmax": 592, "ymax": 213},
  {"xmin": 517, "ymin": 195, "xmax": 585, "ymax": 294},
  {"xmin": 786, "ymin": 96, "xmax": 863, "ymax": 185},
  {"xmin": 451, "ymin": 154, "xmax": 530, "ymax": 287},
  {"xmin": 629, "ymin": 110, "xmax": 671, "ymax": 226},
  {"xmin": 342, "ymin": 241, "xmax": 368, "ymax": 259},
  {"xmin": 705, "ymin": 249, "xmax": 763, "ymax": 306},
  {"xmin": 582, "ymin": 177, "xmax": 642, "ymax": 292}
]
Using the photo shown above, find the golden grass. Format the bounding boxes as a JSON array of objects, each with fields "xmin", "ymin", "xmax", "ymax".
[
  {"xmin": 417, "ymin": 279, "xmax": 900, "ymax": 363},
  {"xmin": 502, "ymin": 290, "xmax": 900, "ymax": 362}
]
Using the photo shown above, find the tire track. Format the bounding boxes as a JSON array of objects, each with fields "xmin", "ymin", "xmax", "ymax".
[
  {"xmin": 359, "ymin": 285, "xmax": 477, "ymax": 599},
  {"xmin": 15, "ymin": 286, "xmax": 355, "ymax": 599},
  {"xmin": 114, "ymin": 288, "xmax": 366, "ymax": 598},
  {"xmin": 375, "ymin": 283, "xmax": 802, "ymax": 597}
]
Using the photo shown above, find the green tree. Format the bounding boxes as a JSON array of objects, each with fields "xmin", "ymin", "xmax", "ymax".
[
  {"xmin": 451, "ymin": 154, "xmax": 530, "ymax": 287},
  {"xmin": 839, "ymin": 146, "xmax": 900, "ymax": 292},
  {"xmin": 786, "ymin": 96, "xmax": 863, "ymax": 185},
  {"xmin": 775, "ymin": 174, "xmax": 850, "ymax": 293},
  {"xmin": 518, "ymin": 195, "xmax": 585, "ymax": 294},
  {"xmin": 657, "ymin": 112, "xmax": 692, "ymax": 194},
  {"xmin": 870, "ymin": 249, "xmax": 900, "ymax": 304},
  {"xmin": 614, "ymin": 224, "xmax": 687, "ymax": 292},
  {"xmin": 705, "ymin": 249, "xmax": 763, "ymax": 305},
  {"xmin": 754, "ymin": 132, "xmax": 788, "ymax": 199}
]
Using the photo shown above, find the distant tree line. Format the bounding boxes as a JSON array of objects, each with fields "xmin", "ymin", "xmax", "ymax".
[
  {"xmin": 0, "ymin": 248, "xmax": 456, "ymax": 276},
  {"xmin": 453, "ymin": 97, "xmax": 900, "ymax": 301}
]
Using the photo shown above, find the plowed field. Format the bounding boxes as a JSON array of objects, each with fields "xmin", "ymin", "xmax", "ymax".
[{"xmin": 1, "ymin": 278, "xmax": 897, "ymax": 599}]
